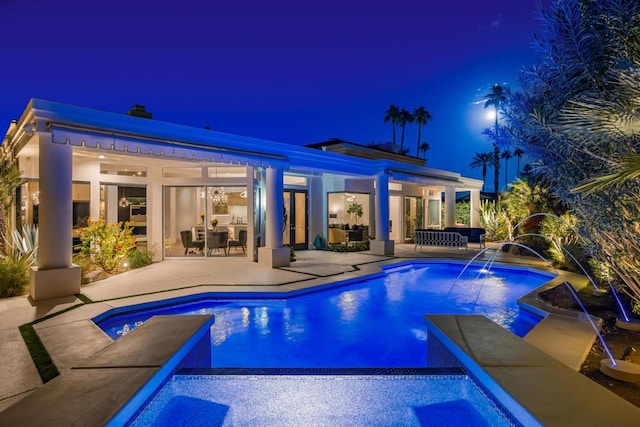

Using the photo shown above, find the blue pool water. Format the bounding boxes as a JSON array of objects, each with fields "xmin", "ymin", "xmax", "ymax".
[
  {"xmin": 129, "ymin": 373, "xmax": 515, "ymax": 426},
  {"xmin": 96, "ymin": 261, "xmax": 553, "ymax": 368}
]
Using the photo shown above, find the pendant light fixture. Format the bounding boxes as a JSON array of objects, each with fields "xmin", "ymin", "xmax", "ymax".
[{"xmin": 119, "ymin": 186, "xmax": 131, "ymax": 208}]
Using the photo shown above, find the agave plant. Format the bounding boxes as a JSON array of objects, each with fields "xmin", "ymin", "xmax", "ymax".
[
  {"xmin": 2, "ymin": 225, "xmax": 38, "ymax": 265},
  {"xmin": 0, "ymin": 226, "xmax": 37, "ymax": 297}
]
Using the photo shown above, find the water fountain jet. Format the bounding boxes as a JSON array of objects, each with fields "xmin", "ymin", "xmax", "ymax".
[
  {"xmin": 457, "ymin": 241, "xmax": 620, "ymax": 374},
  {"xmin": 514, "ymin": 213, "xmax": 637, "ymax": 328}
]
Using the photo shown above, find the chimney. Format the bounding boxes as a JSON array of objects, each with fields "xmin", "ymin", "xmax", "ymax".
[{"xmin": 126, "ymin": 104, "xmax": 152, "ymax": 119}]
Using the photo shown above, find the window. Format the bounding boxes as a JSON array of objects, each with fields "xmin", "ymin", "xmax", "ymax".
[{"xmin": 101, "ymin": 163, "xmax": 147, "ymax": 177}]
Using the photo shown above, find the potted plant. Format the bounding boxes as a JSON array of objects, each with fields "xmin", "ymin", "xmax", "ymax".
[
  {"xmin": 210, "ymin": 218, "xmax": 219, "ymax": 229},
  {"xmin": 346, "ymin": 202, "xmax": 363, "ymax": 224}
]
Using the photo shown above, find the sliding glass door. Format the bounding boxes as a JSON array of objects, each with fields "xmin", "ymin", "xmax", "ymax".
[{"xmin": 284, "ymin": 190, "xmax": 308, "ymax": 250}]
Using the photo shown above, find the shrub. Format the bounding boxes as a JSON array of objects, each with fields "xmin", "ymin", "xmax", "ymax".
[
  {"xmin": 479, "ymin": 200, "xmax": 510, "ymax": 241},
  {"xmin": 72, "ymin": 253, "xmax": 94, "ymax": 285},
  {"xmin": 0, "ymin": 255, "xmax": 30, "ymax": 297},
  {"xmin": 455, "ymin": 202, "xmax": 470, "ymax": 226},
  {"xmin": 77, "ymin": 218, "xmax": 136, "ymax": 273},
  {"xmin": 128, "ymin": 246, "xmax": 153, "ymax": 269},
  {"xmin": 325, "ymin": 241, "xmax": 370, "ymax": 252},
  {"xmin": 539, "ymin": 212, "xmax": 580, "ymax": 267},
  {"xmin": 0, "ymin": 226, "xmax": 37, "ymax": 297}
]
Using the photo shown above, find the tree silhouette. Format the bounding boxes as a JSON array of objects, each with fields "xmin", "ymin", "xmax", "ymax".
[
  {"xmin": 398, "ymin": 108, "xmax": 414, "ymax": 153},
  {"xmin": 418, "ymin": 141, "xmax": 430, "ymax": 160},
  {"xmin": 513, "ymin": 148, "xmax": 525, "ymax": 177},
  {"xmin": 501, "ymin": 149, "xmax": 512, "ymax": 188},
  {"xmin": 384, "ymin": 104, "xmax": 400, "ymax": 145},
  {"xmin": 470, "ymin": 152, "xmax": 493, "ymax": 192},
  {"xmin": 412, "ymin": 106, "xmax": 432, "ymax": 157},
  {"xmin": 484, "ymin": 84, "xmax": 506, "ymax": 196}
]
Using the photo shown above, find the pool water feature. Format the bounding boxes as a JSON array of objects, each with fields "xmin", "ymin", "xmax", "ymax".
[{"xmin": 96, "ymin": 261, "xmax": 554, "ymax": 368}]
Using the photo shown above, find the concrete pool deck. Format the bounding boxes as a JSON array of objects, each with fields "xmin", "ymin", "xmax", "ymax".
[{"xmin": 0, "ymin": 244, "xmax": 636, "ymax": 424}]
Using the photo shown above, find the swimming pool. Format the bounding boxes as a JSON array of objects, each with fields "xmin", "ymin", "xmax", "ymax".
[
  {"xmin": 96, "ymin": 260, "xmax": 553, "ymax": 368},
  {"xmin": 97, "ymin": 260, "xmax": 554, "ymax": 426}
]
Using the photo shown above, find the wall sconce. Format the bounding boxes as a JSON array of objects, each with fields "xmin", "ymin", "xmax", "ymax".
[{"xmin": 23, "ymin": 121, "xmax": 36, "ymax": 136}]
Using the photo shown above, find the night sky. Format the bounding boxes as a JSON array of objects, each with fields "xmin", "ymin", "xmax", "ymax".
[{"xmin": 0, "ymin": 0, "xmax": 542, "ymax": 186}]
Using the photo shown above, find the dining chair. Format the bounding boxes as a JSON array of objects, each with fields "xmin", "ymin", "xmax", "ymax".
[
  {"xmin": 228, "ymin": 229, "xmax": 247, "ymax": 254},
  {"xmin": 180, "ymin": 230, "xmax": 204, "ymax": 255},
  {"xmin": 206, "ymin": 231, "xmax": 228, "ymax": 256}
]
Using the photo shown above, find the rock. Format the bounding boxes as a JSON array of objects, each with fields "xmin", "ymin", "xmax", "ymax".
[{"xmin": 539, "ymin": 283, "xmax": 578, "ymax": 309}]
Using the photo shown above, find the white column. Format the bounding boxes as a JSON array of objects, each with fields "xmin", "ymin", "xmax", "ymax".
[
  {"xmin": 246, "ymin": 166, "xmax": 256, "ymax": 261},
  {"xmin": 148, "ymin": 165, "xmax": 163, "ymax": 262},
  {"xmin": 309, "ymin": 176, "xmax": 324, "ymax": 247},
  {"xmin": 89, "ymin": 166, "xmax": 101, "ymax": 221},
  {"xmin": 444, "ymin": 186, "xmax": 456, "ymax": 227},
  {"xmin": 38, "ymin": 138, "xmax": 72, "ymax": 268},
  {"xmin": 370, "ymin": 173, "xmax": 394, "ymax": 255},
  {"xmin": 265, "ymin": 166, "xmax": 283, "ymax": 248},
  {"xmin": 374, "ymin": 174, "xmax": 389, "ymax": 240},
  {"xmin": 30, "ymin": 135, "xmax": 81, "ymax": 301},
  {"xmin": 258, "ymin": 166, "xmax": 289, "ymax": 267},
  {"xmin": 470, "ymin": 189, "xmax": 480, "ymax": 227},
  {"xmin": 106, "ymin": 185, "xmax": 118, "ymax": 223}
]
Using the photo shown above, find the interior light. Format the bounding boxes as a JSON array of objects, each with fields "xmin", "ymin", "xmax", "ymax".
[{"xmin": 98, "ymin": 155, "xmax": 105, "ymax": 159}]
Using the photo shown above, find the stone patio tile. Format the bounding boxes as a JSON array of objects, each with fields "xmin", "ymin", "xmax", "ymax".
[{"xmin": 0, "ymin": 329, "xmax": 42, "ymax": 401}]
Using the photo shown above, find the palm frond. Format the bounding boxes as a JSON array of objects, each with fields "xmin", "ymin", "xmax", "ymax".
[{"xmin": 572, "ymin": 154, "xmax": 640, "ymax": 194}]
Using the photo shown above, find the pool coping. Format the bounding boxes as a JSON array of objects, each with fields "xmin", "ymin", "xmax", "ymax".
[
  {"xmin": 0, "ymin": 315, "xmax": 215, "ymax": 427},
  {"xmin": 424, "ymin": 314, "xmax": 640, "ymax": 426}
]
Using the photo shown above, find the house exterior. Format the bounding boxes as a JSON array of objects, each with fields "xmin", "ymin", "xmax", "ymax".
[{"xmin": 2, "ymin": 99, "xmax": 483, "ymax": 301}]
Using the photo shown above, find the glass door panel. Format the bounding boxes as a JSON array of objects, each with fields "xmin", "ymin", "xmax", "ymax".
[
  {"xmin": 294, "ymin": 192, "xmax": 307, "ymax": 246},
  {"xmin": 284, "ymin": 190, "xmax": 308, "ymax": 250},
  {"xmin": 283, "ymin": 192, "xmax": 291, "ymax": 247},
  {"xmin": 404, "ymin": 196, "xmax": 423, "ymax": 241},
  {"xmin": 164, "ymin": 186, "xmax": 206, "ymax": 258},
  {"xmin": 427, "ymin": 199, "xmax": 441, "ymax": 228}
]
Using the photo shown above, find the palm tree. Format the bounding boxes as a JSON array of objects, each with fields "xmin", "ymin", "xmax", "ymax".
[
  {"xmin": 484, "ymin": 83, "xmax": 506, "ymax": 196},
  {"xmin": 384, "ymin": 104, "xmax": 400, "ymax": 145},
  {"xmin": 470, "ymin": 152, "xmax": 493, "ymax": 192},
  {"xmin": 513, "ymin": 148, "xmax": 525, "ymax": 177},
  {"xmin": 398, "ymin": 108, "xmax": 414, "ymax": 153},
  {"xmin": 417, "ymin": 141, "xmax": 430, "ymax": 160},
  {"xmin": 501, "ymin": 149, "xmax": 512, "ymax": 188},
  {"xmin": 412, "ymin": 106, "xmax": 432, "ymax": 157}
]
